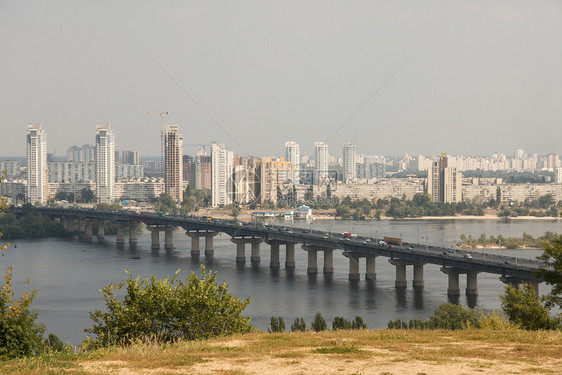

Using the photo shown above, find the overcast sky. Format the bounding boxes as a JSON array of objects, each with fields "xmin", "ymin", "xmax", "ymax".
[{"xmin": 1, "ymin": 1, "xmax": 561, "ymax": 159}]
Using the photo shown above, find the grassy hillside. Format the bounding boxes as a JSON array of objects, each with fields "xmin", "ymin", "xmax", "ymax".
[{"xmin": 2, "ymin": 329, "xmax": 561, "ymax": 374}]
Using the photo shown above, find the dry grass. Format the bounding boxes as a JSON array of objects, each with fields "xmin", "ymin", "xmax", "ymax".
[{"xmin": 1, "ymin": 329, "xmax": 561, "ymax": 375}]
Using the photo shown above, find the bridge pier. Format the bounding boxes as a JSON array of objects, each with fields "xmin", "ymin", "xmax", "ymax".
[
  {"xmin": 266, "ymin": 241, "xmax": 281, "ymax": 269},
  {"xmin": 324, "ymin": 249, "xmax": 334, "ymax": 274},
  {"xmin": 97, "ymin": 221, "xmax": 105, "ymax": 240},
  {"xmin": 115, "ymin": 223, "xmax": 125, "ymax": 244},
  {"xmin": 84, "ymin": 220, "xmax": 94, "ymax": 241},
  {"xmin": 467, "ymin": 271, "xmax": 478, "ymax": 295},
  {"xmin": 441, "ymin": 267, "xmax": 480, "ymax": 296},
  {"xmin": 285, "ymin": 242, "xmax": 296, "ymax": 270},
  {"xmin": 149, "ymin": 227, "xmax": 160, "ymax": 250},
  {"xmin": 389, "ymin": 259, "xmax": 427, "ymax": 288},
  {"xmin": 413, "ymin": 263, "xmax": 424, "ymax": 289},
  {"xmin": 205, "ymin": 233, "xmax": 217, "ymax": 257},
  {"xmin": 302, "ymin": 245, "xmax": 335, "ymax": 275},
  {"xmin": 500, "ymin": 276, "xmax": 540, "ymax": 295},
  {"xmin": 231, "ymin": 237, "xmax": 264, "ymax": 265},
  {"xmin": 187, "ymin": 233, "xmax": 200, "ymax": 257},
  {"xmin": 366, "ymin": 255, "xmax": 377, "ymax": 280},
  {"xmin": 78, "ymin": 219, "xmax": 87, "ymax": 239},
  {"xmin": 129, "ymin": 222, "xmax": 139, "ymax": 243},
  {"xmin": 343, "ymin": 252, "xmax": 377, "ymax": 280},
  {"xmin": 389, "ymin": 259, "xmax": 407, "ymax": 288},
  {"xmin": 187, "ymin": 231, "xmax": 218, "ymax": 257},
  {"xmin": 164, "ymin": 228, "xmax": 174, "ymax": 250},
  {"xmin": 348, "ymin": 254, "xmax": 360, "ymax": 280},
  {"xmin": 306, "ymin": 248, "xmax": 318, "ymax": 275},
  {"xmin": 251, "ymin": 239, "xmax": 261, "ymax": 265},
  {"xmin": 63, "ymin": 216, "xmax": 74, "ymax": 231}
]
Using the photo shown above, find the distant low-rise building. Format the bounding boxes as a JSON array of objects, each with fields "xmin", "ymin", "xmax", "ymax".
[
  {"xmin": 328, "ymin": 178, "xmax": 425, "ymax": 202},
  {"xmin": 0, "ymin": 179, "xmax": 26, "ymax": 203},
  {"xmin": 114, "ymin": 178, "xmax": 165, "ymax": 202}
]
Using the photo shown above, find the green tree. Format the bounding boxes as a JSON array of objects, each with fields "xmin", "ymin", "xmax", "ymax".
[
  {"xmin": 84, "ymin": 266, "xmax": 253, "ymax": 348},
  {"xmin": 154, "ymin": 193, "xmax": 176, "ymax": 214},
  {"xmin": 44, "ymin": 333, "xmax": 64, "ymax": 352},
  {"xmin": 351, "ymin": 316, "xmax": 367, "ymax": 329},
  {"xmin": 500, "ymin": 283, "xmax": 559, "ymax": 330},
  {"xmin": 311, "ymin": 312, "xmax": 327, "ymax": 332},
  {"xmin": 536, "ymin": 235, "xmax": 562, "ymax": 311},
  {"xmin": 291, "ymin": 317, "xmax": 307, "ymax": 332},
  {"xmin": 0, "ymin": 266, "xmax": 46, "ymax": 359},
  {"xmin": 269, "ymin": 316, "xmax": 285, "ymax": 333},
  {"xmin": 426, "ymin": 303, "xmax": 480, "ymax": 330},
  {"xmin": 80, "ymin": 188, "xmax": 96, "ymax": 203},
  {"xmin": 231, "ymin": 206, "xmax": 241, "ymax": 220},
  {"xmin": 332, "ymin": 316, "xmax": 352, "ymax": 330}
]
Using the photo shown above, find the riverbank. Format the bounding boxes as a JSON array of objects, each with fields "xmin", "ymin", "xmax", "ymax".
[
  {"xmin": 194, "ymin": 209, "xmax": 560, "ymax": 223},
  {"xmin": 2, "ymin": 329, "xmax": 561, "ymax": 374}
]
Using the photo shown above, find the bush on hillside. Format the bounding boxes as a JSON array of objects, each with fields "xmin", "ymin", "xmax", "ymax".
[
  {"xmin": 84, "ymin": 266, "xmax": 253, "ymax": 349},
  {"xmin": 0, "ymin": 267, "xmax": 45, "ymax": 359}
]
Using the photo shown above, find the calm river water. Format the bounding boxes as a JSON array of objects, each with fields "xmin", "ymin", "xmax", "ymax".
[{"xmin": 2, "ymin": 218, "xmax": 560, "ymax": 345}]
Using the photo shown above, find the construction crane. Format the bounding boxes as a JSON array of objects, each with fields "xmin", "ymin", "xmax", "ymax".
[{"xmin": 144, "ymin": 109, "xmax": 170, "ymax": 173}]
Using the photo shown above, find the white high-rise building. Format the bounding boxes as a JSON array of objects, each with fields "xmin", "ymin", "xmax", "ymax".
[
  {"xmin": 343, "ymin": 141, "xmax": 356, "ymax": 182},
  {"xmin": 426, "ymin": 153, "xmax": 462, "ymax": 203},
  {"xmin": 514, "ymin": 149, "xmax": 525, "ymax": 159},
  {"xmin": 314, "ymin": 141, "xmax": 329, "ymax": 184},
  {"xmin": 95, "ymin": 123, "xmax": 115, "ymax": 203},
  {"xmin": 555, "ymin": 167, "xmax": 562, "ymax": 184},
  {"xmin": 285, "ymin": 141, "xmax": 300, "ymax": 183},
  {"xmin": 211, "ymin": 143, "xmax": 234, "ymax": 207},
  {"xmin": 26, "ymin": 123, "xmax": 48, "ymax": 205},
  {"xmin": 164, "ymin": 125, "xmax": 183, "ymax": 203}
]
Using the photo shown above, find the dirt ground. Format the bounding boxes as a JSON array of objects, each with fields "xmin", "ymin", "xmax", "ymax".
[{"xmin": 79, "ymin": 330, "xmax": 562, "ymax": 375}]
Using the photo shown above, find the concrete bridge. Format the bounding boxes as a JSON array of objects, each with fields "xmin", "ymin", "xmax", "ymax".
[{"xmin": 19, "ymin": 206, "xmax": 547, "ymax": 297}]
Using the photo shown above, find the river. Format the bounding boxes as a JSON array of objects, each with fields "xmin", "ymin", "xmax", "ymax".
[{"xmin": 2, "ymin": 218, "xmax": 560, "ymax": 345}]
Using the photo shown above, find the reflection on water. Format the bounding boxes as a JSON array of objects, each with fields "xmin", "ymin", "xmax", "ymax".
[{"xmin": 3, "ymin": 218, "xmax": 559, "ymax": 345}]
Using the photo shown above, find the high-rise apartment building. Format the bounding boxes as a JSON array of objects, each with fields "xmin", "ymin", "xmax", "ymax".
[
  {"xmin": 196, "ymin": 154, "xmax": 212, "ymax": 190},
  {"xmin": 121, "ymin": 149, "xmax": 141, "ymax": 165},
  {"xmin": 211, "ymin": 143, "xmax": 234, "ymax": 206},
  {"xmin": 26, "ymin": 123, "xmax": 48, "ymax": 205},
  {"xmin": 426, "ymin": 152, "xmax": 462, "ymax": 203},
  {"xmin": 183, "ymin": 155, "xmax": 196, "ymax": 188},
  {"xmin": 555, "ymin": 167, "xmax": 562, "ymax": 184},
  {"xmin": 514, "ymin": 149, "xmax": 525, "ymax": 159},
  {"xmin": 314, "ymin": 141, "xmax": 329, "ymax": 184},
  {"xmin": 95, "ymin": 123, "xmax": 115, "ymax": 203},
  {"xmin": 255, "ymin": 157, "xmax": 294, "ymax": 204},
  {"xmin": 285, "ymin": 141, "xmax": 300, "ymax": 183},
  {"xmin": 343, "ymin": 141, "xmax": 356, "ymax": 182},
  {"xmin": 547, "ymin": 153, "xmax": 560, "ymax": 171},
  {"xmin": 67, "ymin": 144, "xmax": 95, "ymax": 162},
  {"xmin": 164, "ymin": 125, "xmax": 183, "ymax": 203}
]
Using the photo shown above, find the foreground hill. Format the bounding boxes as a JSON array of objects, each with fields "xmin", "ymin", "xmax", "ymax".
[{"xmin": 2, "ymin": 329, "xmax": 561, "ymax": 374}]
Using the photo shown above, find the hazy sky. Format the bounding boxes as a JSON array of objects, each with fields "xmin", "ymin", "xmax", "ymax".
[{"xmin": 1, "ymin": 1, "xmax": 561, "ymax": 159}]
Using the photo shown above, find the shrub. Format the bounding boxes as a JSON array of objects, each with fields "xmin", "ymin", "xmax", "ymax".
[
  {"xmin": 478, "ymin": 310, "xmax": 518, "ymax": 330},
  {"xmin": 291, "ymin": 317, "xmax": 307, "ymax": 332},
  {"xmin": 269, "ymin": 316, "xmax": 285, "ymax": 333},
  {"xmin": 0, "ymin": 266, "xmax": 45, "ymax": 359},
  {"xmin": 84, "ymin": 266, "xmax": 253, "ymax": 348},
  {"xmin": 45, "ymin": 333, "xmax": 65, "ymax": 352},
  {"xmin": 426, "ymin": 303, "xmax": 481, "ymax": 330},
  {"xmin": 352, "ymin": 316, "xmax": 367, "ymax": 329},
  {"xmin": 311, "ymin": 312, "xmax": 327, "ymax": 332},
  {"xmin": 332, "ymin": 316, "xmax": 352, "ymax": 330}
]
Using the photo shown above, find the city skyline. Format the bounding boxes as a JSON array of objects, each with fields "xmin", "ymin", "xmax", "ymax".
[{"xmin": 1, "ymin": 1, "xmax": 561, "ymax": 158}]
